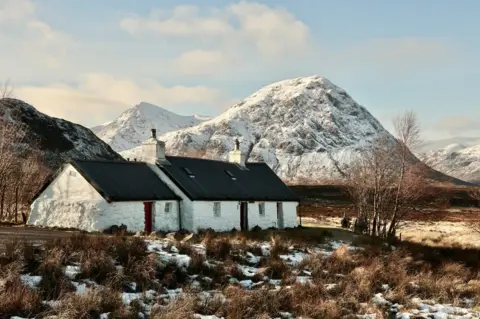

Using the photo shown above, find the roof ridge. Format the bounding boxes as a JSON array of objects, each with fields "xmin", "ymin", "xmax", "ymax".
[
  {"xmin": 165, "ymin": 155, "xmax": 264, "ymax": 166},
  {"xmin": 71, "ymin": 158, "xmax": 145, "ymax": 165}
]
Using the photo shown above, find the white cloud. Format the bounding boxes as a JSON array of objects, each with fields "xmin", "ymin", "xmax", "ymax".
[
  {"xmin": 227, "ymin": 1, "xmax": 310, "ymax": 57},
  {"xmin": 120, "ymin": 5, "xmax": 233, "ymax": 38},
  {"xmin": 120, "ymin": 1, "xmax": 312, "ymax": 60},
  {"xmin": 171, "ymin": 50, "xmax": 235, "ymax": 76},
  {"xmin": 0, "ymin": 0, "xmax": 35, "ymax": 25},
  {"xmin": 0, "ymin": 0, "xmax": 73, "ymax": 68},
  {"xmin": 431, "ymin": 115, "xmax": 480, "ymax": 135},
  {"xmin": 15, "ymin": 73, "xmax": 224, "ymax": 126}
]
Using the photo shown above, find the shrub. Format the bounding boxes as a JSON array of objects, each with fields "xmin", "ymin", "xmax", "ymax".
[
  {"xmin": 260, "ymin": 256, "xmax": 290, "ymax": 280},
  {"xmin": 0, "ymin": 277, "xmax": 44, "ymax": 317},
  {"xmin": 269, "ymin": 235, "xmax": 289, "ymax": 257},
  {"xmin": 220, "ymin": 286, "xmax": 293, "ymax": 319},
  {"xmin": 206, "ymin": 237, "xmax": 232, "ymax": 260},
  {"xmin": 79, "ymin": 250, "xmax": 116, "ymax": 284},
  {"xmin": 124, "ymin": 254, "xmax": 159, "ymax": 291},
  {"xmin": 175, "ymin": 241, "xmax": 193, "ymax": 255},
  {"xmin": 157, "ymin": 261, "xmax": 189, "ymax": 289},
  {"xmin": 109, "ymin": 237, "xmax": 148, "ymax": 266},
  {"xmin": 150, "ymin": 294, "xmax": 196, "ymax": 319},
  {"xmin": 36, "ymin": 248, "xmax": 75, "ymax": 300},
  {"xmin": 51, "ymin": 288, "xmax": 135, "ymax": 318}
]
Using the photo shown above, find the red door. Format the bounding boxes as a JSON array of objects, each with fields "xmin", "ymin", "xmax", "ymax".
[{"xmin": 144, "ymin": 202, "xmax": 153, "ymax": 233}]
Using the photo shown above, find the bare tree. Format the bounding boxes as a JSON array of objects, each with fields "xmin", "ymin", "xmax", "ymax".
[
  {"xmin": 0, "ymin": 117, "xmax": 50, "ymax": 223},
  {"xmin": 0, "ymin": 79, "xmax": 14, "ymax": 99},
  {"xmin": 468, "ymin": 187, "xmax": 480, "ymax": 233},
  {"xmin": 471, "ymin": 187, "xmax": 480, "ymax": 202},
  {"xmin": 343, "ymin": 110, "xmax": 426, "ymax": 239},
  {"xmin": 389, "ymin": 110, "xmax": 423, "ymax": 235}
]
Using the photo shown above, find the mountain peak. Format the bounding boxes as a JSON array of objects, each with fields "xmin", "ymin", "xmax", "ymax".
[
  {"xmin": 120, "ymin": 76, "xmax": 387, "ymax": 182},
  {"xmin": 94, "ymin": 102, "xmax": 209, "ymax": 152},
  {"xmin": 0, "ymin": 98, "xmax": 121, "ymax": 169}
]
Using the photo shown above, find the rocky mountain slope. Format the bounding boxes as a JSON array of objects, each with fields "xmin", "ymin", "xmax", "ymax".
[
  {"xmin": 119, "ymin": 76, "xmax": 396, "ymax": 182},
  {"xmin": 0, "ymin": 98, "xmax": 122, "ymax": 170},
  {"xmin": 416, "ymin": 137, "xmax": 480, "ymax": 153},
  {"xmin": 94, "ymin": 102, "xmax": 212, "ymax": 152},
  {"xmin": 418, "ymin": 143, "xmax": 480, "ymax": 184}
]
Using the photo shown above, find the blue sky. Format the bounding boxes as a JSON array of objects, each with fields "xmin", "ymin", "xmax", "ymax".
[{"xmin": 1, "ymin": 0, "xmax": 479, "ymax": 139}]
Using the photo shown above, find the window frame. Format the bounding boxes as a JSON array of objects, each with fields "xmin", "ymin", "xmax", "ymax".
[
  {"xmin": 213, "ymin": 202, "xmax": 221, "ymax": 217},
  {"xmin": 258, "ymin": 202, "xmax": 265, "ymax": 217},
  {"xmin": 164, "ymin": 202, "xmax": 172, "ymax": 213}
]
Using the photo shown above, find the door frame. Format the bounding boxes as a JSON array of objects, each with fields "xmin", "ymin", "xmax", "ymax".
[
  {"xmin": 276, "ymin": 202, "xmax": 284, "ymax": 230},
  {"xmin": 240, "ymin": 201, "xmax": 248, "ymax": 231},
  {"xmin": 144, "ymin": 201, "xmax": 153, "ymax": 233}
]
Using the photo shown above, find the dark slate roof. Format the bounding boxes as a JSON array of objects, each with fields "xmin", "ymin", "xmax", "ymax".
[
  {"xmin": 157, "ymin": 156, "xmax": 300, "ymax": 201},
  {"xmin": 70, "ymin": 159, "xmax": 180, "ymax": 202}
]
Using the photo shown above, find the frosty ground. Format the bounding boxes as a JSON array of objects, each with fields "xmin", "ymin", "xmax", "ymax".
[{"xmin": 1, "ymin": 227, "xmax": 480, "ymax": 319}]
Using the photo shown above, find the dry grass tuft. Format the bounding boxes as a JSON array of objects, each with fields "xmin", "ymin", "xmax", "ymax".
[
  {"xmin": 218, "ymin": 286, "xmax": 290, "ymax": 319},
  {"xmin": 206, "ymin": 237, "xmax": 232, "ymax": 260},
  {"xmin": 79, "ymin": 250, "xmax": 116, "ymax": 284},
  {"xmin": 37, "ymin": 247, "xmax": 75, "ymax": 300},
  {"xmin": 150, "ymin": 294, "xmax": 197, "ymax": 319},
  {"xmin": 124, "ymin": 254, "xmax": 159, "ymax": 291},
  {"xmin": 0, "ymin": 277, "xmax": 45, "ymax": 317},
  {"xmin": 51, "ymin": 288, "xmax": 137, "ymax": 318},
  {"xmin": 270, "ymin": 235, "xmax": 290, "ymax": 256}
]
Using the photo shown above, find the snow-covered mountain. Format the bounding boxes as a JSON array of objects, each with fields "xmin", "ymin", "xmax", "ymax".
[
  {"xmin": 113, "ymin": 76, "xmax": 469, "ymax": 184},
  {"xmin": 94, "ymin": 102, "xmax": 212, "ymax": 152},
  {"xmin": 418, "ymin": 143, "xmax": 480, "ymax": 184},
  {"xmin": 0, "ymin": 98, "xmax": 122, "ymax": 170},
  {"xmin": 120, "ymin": 76, "xmax": 392, "ymax": 181},
  {"xmin": 417, "ymin": 137, "xmax": 480, "ymax": 153}
]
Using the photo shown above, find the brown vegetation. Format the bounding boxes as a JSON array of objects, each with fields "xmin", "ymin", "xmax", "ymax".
[
  {"xmin": 0, "ymin": 79, "xmax": 14, "ymax": 99},
  {"xmin": 333, "ymin": 111, "xmax": 430, "ymax": 239},
  {"xmin": 1, "ymin": 229, "xmax": 480, "ymax": 318},
  {"xmin": 0, "ymin": 115, "xmax": 50, "ymax": 223}
]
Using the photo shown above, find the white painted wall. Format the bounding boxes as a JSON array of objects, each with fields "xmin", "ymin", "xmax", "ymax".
[
  {"xmin": 29, "ymin": 164, "xmax": 108, "ymax": 230},
  {"xmin": 154, "ymin": 200, "xmax": 180, "ymax": 232},
  {"xmin": 28, "ymin": 164, "xmax": 180, "ymax": 232},
  {"xmin": 281, "ymin": 202, "xmax": 299, "ymax": 228},
  {"xmin": 36, "ymin": 164, "xmax": 104, "ymax": 202},
  {"xmin": 192, "ymin": 201, "xmax": 241, "ymax": 232},
  {"xmin": 247, "ymin": 202, "xmax": 277, "ymax": 229},
  {"xmin": 147, "ymin": 163, "xmax": 194, "ymax": 231},
  {"xmin": 190, "ymin": 200, "xmax": 299, "ymax": 232},
  {"xmin": 247, "ymin": 201, "xmax": 299, "ymax": 230}
]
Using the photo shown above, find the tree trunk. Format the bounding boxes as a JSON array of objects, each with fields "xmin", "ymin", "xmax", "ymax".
[
  {"xmin": 0, "ymin": 185, "xmax": 5, "ymax": 221},
  {"xmin": 14, "ymin": 185, "xmax": 19, "ymax": 224},
  {"xmin": 388, "ymin": 146, "xmax": 406, "ymax": 236}
]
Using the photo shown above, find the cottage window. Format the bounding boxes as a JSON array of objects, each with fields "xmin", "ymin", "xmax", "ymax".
[
  {"xmin": 165, "ymin": 202, "xmax": 172, "ymax": 213},
  {"xmin": 259, "ymin": 203, "xmax": 265, "ymax": 216},
  {"xmin": 213, "ymin": 202, "xmax": 221, "ymax": 217}
]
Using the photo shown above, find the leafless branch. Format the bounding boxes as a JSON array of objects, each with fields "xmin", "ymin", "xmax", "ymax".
[
  {"xmin": 393, "ymin": 110, "xmax": 423, "ymax": 152},
  {"xmin": 0, "ymin": 117, "xmax": 50, "ymax": 223},
  {"xmin": 0, "ymin": 79, "xmax": 14, "ymax": 99},
  {"xmin": 342, "ymin": 111, "xmax": 426, "ymax": 239}
]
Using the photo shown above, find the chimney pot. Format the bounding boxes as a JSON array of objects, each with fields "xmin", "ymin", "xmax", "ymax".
[
  {"xmin": 141, "ymin": 129, "xmax": 166, "ymax": 164},
  {"xmin": 229, "ymin": 137, "xmax": 246, "ymax": 167}
]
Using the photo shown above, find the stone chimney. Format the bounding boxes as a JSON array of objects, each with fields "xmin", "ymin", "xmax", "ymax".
[
  {"xmin": 228, "ymin": 138, "xmax": 246, "ymax": 167},
  {"xmin": 142, "ymin": 128, "xmax": 166, "ymax": 164}
]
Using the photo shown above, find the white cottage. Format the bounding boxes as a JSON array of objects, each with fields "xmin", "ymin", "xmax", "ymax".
[{"xmin": 29, "ymin": 129, "xmax": 300, "ymax": 233}]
